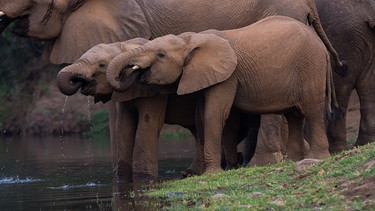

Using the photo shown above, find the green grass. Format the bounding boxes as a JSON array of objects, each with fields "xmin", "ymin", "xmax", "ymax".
[
  {"xmin": 144, "ymin": 142, "xmax": 375, "ymax": 210},
  {"xmin": 160, "ymin": 132, "xmax": 193, "ymax": 139}
]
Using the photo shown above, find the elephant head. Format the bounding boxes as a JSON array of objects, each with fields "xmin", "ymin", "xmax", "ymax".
[
  {"xmin": 56, "ymin": 38, "xmax": 149, "ymax": 103},
  {"xmin": 106, "ymin": 32, "xmax": 238, "ymax": 95},
  {"xmin": 0, "ymin": 0, "xmax": 151, "ymax": 64}
]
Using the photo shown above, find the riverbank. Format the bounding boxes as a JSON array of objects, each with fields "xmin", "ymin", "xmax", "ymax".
[{"xmin": 145, "ymin": 142, "xmax": 375, "ymax": 210}]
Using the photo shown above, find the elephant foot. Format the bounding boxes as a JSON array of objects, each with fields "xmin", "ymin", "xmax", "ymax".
[
  {"xmin": 355, "ymin": 136, "xmax": 374, "ymax": 147},
  {"xmin": 329, "ymin": 144, "xmax": 347, "ymax": 154},
  {"xmin": 115, "ymin": 160, "xmax": 133, "ymax": 183},
  {"xmin": 182, "ymin": 169, "xmax": 200, "ymax": 178},
  {"xmin": 248, "ymin": 151, "xmax": 284, "ymax": 166},
  {"xmin": 286, "ymin": 151, "xmax": 305, "ymax": 162},
  {"xmin": 203, "ymin": 167, "xmax": 223, "ymax": 175},
  {"xmin": 224, "ymin": 152, "xmax": 244, "ymax": 170},
  {"xmin": 306, "ymin": 150, "xmax": 331, "ymax": 160}
]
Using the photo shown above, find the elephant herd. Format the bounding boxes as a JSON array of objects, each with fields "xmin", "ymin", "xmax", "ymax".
[{"xmin": 1, "ymin": 0, "xmax": 374, "ymax": 182}]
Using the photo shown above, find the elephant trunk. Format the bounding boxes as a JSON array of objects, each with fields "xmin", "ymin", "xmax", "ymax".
[
  {"xmin": 56, "ymin": 63, "xmax": 91, "ymax": 96},
  {"xmin": 106, "ymin": 47, "xmax": 149, "ymax": 91}
]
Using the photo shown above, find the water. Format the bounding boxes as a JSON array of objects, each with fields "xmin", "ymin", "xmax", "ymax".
[{"xmin": 0, "ymin": 135, "xmax": 195, "ymax": 210}]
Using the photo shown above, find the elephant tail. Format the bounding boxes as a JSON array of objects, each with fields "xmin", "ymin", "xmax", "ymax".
[
  {"xmin": 307, "ymin": 0, "xmax": 348, "ymax": 77},
  {"xmin": 325, "ymin": 52, "xmax": 341, "ymax": 123}
]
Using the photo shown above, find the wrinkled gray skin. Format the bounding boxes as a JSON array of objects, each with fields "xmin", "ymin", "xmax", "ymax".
[
  {"xmin": 316, "ymin": 0, "xmax": 375, "ymax": 152},
  {"xmin": 0, "ymin": 0, "xmax": 343, "ymax": 181},
  {"xmin": 106, "ymin": 16, "xmax": 337, "ymax": 173},
  {"xmin": 57, "ymin": 40, "xmax": 258, "ymax": 181}
]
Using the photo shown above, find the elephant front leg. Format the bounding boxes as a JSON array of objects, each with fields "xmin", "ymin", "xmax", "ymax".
[
  {"xmin": 108, "ymin": 101, "xmax": 118, "ymax": 173},
  {"xmin": 132, "ymin": 95, "xmax": 168, "ymax": 182},
  {"xmin": 115, "ymin": 102, "xmax": 137, "ymax": 182},
  {"xmin": 201, "ymin": 88, "xmax": 235, "ymax": 174}
]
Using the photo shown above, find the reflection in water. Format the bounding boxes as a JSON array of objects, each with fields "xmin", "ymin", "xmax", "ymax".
[{"xmin": 0, "ymin": 134, "xmax": 195, "ymax": 210}]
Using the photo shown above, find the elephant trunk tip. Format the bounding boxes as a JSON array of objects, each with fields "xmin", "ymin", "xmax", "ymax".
[
  {"xmin": 56, "ymin": 72, "xmax": 87, "ymax": 96},
  {"xmin": 334, "ymin": 60, "xmax": 348, "ymax": 77}
]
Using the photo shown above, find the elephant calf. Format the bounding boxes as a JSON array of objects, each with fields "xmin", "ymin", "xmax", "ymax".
[
  {"xmin": 56, "ymin": 38, "xmax": 257, "ymax": 181},
  {"xmin": 106, "ymin": 16, "xmax": 338, "ymax": 173}
]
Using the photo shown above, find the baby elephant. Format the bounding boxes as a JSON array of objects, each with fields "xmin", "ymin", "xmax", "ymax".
[{"xmin": 106, "ymin": 16, "xmax": 337, "ymax": 173}]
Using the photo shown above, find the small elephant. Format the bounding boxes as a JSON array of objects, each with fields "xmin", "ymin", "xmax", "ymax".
[
  {"xmin": 106, "ymin": 16, "xmax": 337, "ymax": 173},
  {"xmin": 56, "ymin": 39, "xmax": 258, "ymax": 181}
]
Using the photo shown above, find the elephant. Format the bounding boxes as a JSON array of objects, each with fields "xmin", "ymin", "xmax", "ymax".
[
  {"xmin": 105, "ymin": 16, "xmax": 337, "ymax": 173},
  {"xmin": 0, "ymin": 0, "xmax": 344, "ymax": 180},
  {"xmin": 56, "ymin": 39, "xmax": 258, "ymax": 181},
  {"xmin": 315, "ymin": 0, "xmax": 375, "ymax": 152}
]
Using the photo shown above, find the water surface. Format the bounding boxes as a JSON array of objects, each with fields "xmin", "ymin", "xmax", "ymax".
[{"xmin": 0, "ymin": 134, "xmax": 195, "ymax": 210}]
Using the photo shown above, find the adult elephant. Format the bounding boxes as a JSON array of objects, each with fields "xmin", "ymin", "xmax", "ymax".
[
  {"xmin": 315, "ymin": 0, "xmax": 375, "ymax": 152},
  {"xmin": 0, "ymin": 0, "xmax": 343, "ymax": 180},
  {"xmin": 105, "ymin": 16, "xmax": 335, "ymax": 173}
]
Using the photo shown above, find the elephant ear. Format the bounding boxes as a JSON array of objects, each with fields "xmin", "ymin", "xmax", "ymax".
[
  {"xmin": 49, "ymin": 0, "xmax": 151, "ymax": 64},
  {"xmin": 177, "ymin": 33, "xmax": 237, "ymax": 95}
]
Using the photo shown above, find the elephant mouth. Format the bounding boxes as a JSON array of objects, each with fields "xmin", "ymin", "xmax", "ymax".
[
  {"xmin": 80, "ymin": 80, "xmax": 97, "ymax": 96},
  {"xmin": 80, "ymin": 80, "xmax": 113, "ymax": 104},
  {"xmin": 127, "ymin": 64, "xmax": 151, "ymax": 84}
]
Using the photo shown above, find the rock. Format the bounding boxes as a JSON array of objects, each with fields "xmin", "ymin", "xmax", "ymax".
[{"xmin": 296, "ymin": 158, "xmax": 322, "ymax": 173}]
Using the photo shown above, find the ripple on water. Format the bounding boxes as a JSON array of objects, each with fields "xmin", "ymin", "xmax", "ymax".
[
  {"xmin": 47, "ymin": 182, "xmax": 106, "ymax": 190},
  {"xmin": 0, "ymin": 176, "xmax": 43, "ymax": 184}
]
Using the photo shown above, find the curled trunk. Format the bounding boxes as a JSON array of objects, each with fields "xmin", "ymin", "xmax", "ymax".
[
  {"xmin": 56, "ymin": 64, "xmax": 90, "ymax": 96},
  {"xmin": 106, "ymin": 47, "xmax": 149, "ymax": 91}
]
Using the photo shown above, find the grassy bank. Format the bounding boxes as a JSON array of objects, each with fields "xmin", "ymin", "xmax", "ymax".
[{"xmin": 144, "ymin": 142, "xmax": 375, "ymax": 210}]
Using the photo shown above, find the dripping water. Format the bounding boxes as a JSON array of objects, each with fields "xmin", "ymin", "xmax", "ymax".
[
  {"xmin": 60, "ymin": 96, "xmax": 69, "ymax": 175},
  {"xmin": 86, "ymin": 96, "xmax": 94, "ymax": 182}
]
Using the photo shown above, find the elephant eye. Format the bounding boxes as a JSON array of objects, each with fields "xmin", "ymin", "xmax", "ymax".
[
  {"xmin": 156, "ymin": 51, "xmax": 166, "ymax": 58},
  {"xmin": 99, "ymin": 63, "xmax": 106, "ymax": 68}
]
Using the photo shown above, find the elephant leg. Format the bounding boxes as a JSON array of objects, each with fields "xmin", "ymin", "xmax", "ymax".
[
  {"xmin": 327, "ymin": 84, "xmax": 352, "ymax": 153},
  {"xmin": 284, "ymin": 112, "xmax": 305, "ymax": 161},
  {"xmin": 202, "ymin": 86, "xmax": 235, "ymax": 174},
  {"xmin": 241, "ymin": 114, "xmax": 261, "ymax": 166},
  {"xmin": 304, "ymin": 108, "xmax": 331, "ymax": 159},
  {"xmin": 221, "ymin": 109, "xmax": 242, "ymax": 170},
  {"xmin": 248, "ymin": 114, "xmax": 288, "ymax": 166},
  {"xmin": 108, "ymin": 101, "xmax": 118, "ymax": 173},
  {"xmin": 355, "ymin": 85, "xmax": 375, "ymax": 146},
  {"xmin": 183, "ymin": 126, "xmax": 205, "ymax": 177},
  {"xmin": 132, "ymin": 95, "xmax": 168, "ymax": 182},
  {"xmin": 115, "ymin": 101, "xmax": 137, "ymax": 182}
]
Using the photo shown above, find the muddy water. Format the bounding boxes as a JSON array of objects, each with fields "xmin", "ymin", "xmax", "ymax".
[{"xmin": 0, "ymin": 134, "xmax": 195, "ymax": 210}]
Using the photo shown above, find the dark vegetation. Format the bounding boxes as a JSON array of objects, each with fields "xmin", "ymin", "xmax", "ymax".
[{"xmin": 0, "ymin": 25, "xmax": 109, "ymax": 136}]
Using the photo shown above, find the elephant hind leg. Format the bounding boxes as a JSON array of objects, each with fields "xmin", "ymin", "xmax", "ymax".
[
  {"xmin": 305, "ymin": 114, "xmax": 331, "ymax": 159},
  {"xmin": 355, "ymin": 87, "xmax": 375, "ymax": 146},
  {"xmin": 284, "ymin": 112, "xmax": 305, "ymax": 161}
]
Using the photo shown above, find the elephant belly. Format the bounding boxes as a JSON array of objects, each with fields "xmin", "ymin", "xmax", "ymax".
[{"xmin": 233, "ymin": 93, "xmax": 294, "ymax": 115}]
